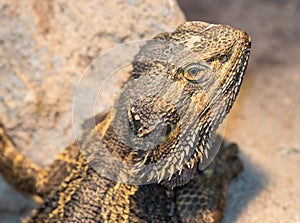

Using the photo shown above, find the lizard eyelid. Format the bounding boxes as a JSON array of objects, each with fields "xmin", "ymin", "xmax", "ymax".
[{"xmin": 180, "ymin": 63, "xmax": 210, "ymax": 84}]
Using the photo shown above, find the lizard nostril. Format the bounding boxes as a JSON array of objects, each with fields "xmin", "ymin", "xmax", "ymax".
[{"xmin": 241, "ymin": 31, "xmax": 252, "ymax": 47}]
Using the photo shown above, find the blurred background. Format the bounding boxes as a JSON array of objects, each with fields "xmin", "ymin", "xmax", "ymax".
[
  {"xmin": 0, "ymin": 0, "xmax": 299, "ymax": 222},
  {"xmin": 178, "ymin": 0, "xmax": 300, "ymax": 222}
]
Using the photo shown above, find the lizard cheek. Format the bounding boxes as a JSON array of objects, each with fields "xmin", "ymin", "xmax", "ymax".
[{"xmin": 194, "ymin": 93, "xmax": 210, "ymax": 114}]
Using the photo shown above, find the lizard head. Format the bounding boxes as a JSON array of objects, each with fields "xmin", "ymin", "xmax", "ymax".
[{"xmin": 93, "ymin": 21, "xmax": 251, "ymax": 186}]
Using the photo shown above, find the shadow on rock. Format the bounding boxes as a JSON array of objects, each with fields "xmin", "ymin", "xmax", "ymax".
[{"xmin": 0, "ymin": 174, "xmax": 35, "ymax": 223}]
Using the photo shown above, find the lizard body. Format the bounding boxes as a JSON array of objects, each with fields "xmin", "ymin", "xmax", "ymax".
[{"xmin": 0, "ymin": 21, "xmax": 251, "ymax": 222}]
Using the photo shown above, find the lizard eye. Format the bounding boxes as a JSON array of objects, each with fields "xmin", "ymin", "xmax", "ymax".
[{"xmin": 181, "ymin": 63, "xmax": 209, "ymax": 83}]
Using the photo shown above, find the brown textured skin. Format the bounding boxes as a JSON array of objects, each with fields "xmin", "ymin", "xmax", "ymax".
[{"xmin": 0, "ymin": 21, "xmax": 251, "ymax": 222}]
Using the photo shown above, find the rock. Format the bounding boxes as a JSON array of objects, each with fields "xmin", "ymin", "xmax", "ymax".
[
  {"xmin": 0, "ymin": 0, "xmax": 185, "ymax": 221},
  {"xmin": 0, "ymin": 0, "xmax": 184, "ymax": 165}
]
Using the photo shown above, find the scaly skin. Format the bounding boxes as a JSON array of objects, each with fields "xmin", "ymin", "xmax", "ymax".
[{"xmin": 0, "ymin": 21, "xmax": 251, "ymax": 222}]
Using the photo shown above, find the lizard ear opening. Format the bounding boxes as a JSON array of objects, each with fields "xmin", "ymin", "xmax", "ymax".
[
  {"xmin": 127, "ymin": 106, "xmax": 176, "ymax": 140},
  {"xmin": 127, "ymin": 97, "xmax": 180, "ymax": 139}
]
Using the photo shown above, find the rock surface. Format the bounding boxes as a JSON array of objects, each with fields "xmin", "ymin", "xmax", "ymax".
[{"xmin": 0, "ymin": 0, "xmax": 185, "ymax": 221}]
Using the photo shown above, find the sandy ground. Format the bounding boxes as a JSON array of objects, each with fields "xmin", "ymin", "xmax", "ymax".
[{"xmin": 178, "ymin": 0, "xmax": 300, "ymax": 222}]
